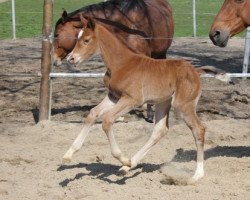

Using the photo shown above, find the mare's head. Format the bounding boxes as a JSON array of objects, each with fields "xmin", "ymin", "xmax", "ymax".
[
  {"xmin": 67, "ymin": 16, "xmax": 98, "ymax": 66},
  {"xmin": 53, "ymin": 10, "xmax": 82, "ymax": 66},
  {"xmin": 209, "ymin": 0, "xmax": 250, "ymax": 47}
]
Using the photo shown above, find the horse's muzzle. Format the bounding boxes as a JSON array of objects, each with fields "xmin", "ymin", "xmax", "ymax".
[
  {"xmin": 209, "ymin": 29, "xmax": 230, "ymax": 47},
  {"xmin": 53, "ymin": 59, "xmax": 62, "ymax": 67}
]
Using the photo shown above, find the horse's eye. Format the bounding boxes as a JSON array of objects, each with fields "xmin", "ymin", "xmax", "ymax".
[
  {"xmin": 83, "ymin": 39, "xmax": 90, "ymax": 45},
  {"xmin": 235, "ymin": 0, "xmax": 244, "ymax": 4}
]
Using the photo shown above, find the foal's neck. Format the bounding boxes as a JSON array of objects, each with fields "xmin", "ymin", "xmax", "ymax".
[{"xmin": 96, "ymin": 24, "xmax": 134, "ymax": 69}]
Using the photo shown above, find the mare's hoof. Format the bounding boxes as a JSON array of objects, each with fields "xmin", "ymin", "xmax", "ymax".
[
  {"xmin": 146, "ymin": 116, "xmax": 154, "ymax": 123},
  {"xmin": 147, "ymin": 119, "xmax": 154, "ymax": 123}
]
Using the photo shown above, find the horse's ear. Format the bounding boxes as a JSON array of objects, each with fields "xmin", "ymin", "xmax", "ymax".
[
  {"xmin": 61, "ymin": 9, "xmax": 68, "ymax": 23},
  {"xmin": 80, "ymin": 15, "xmax": 89, "ymax": 29},
  {"xmin": 87, "ymin": 18, "xmax": 95, "ymax": 30}
]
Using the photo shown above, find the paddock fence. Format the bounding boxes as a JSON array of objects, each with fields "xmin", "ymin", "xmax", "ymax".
[{"xmin": 0, "ymin": 0, "xmax": 249, "ymax": 121}]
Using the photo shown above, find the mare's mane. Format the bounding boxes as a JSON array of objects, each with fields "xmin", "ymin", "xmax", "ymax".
[
  {"xmin": 94, "ymin": 17, "xmax": 148, "ymax": 38},
  {"xmin": 55, "ymin": 0, "xmax": 148, "ymax": 27},
  {"xmin": 73, "ymin": 0, "xmax": 147, "ymax": 18}
]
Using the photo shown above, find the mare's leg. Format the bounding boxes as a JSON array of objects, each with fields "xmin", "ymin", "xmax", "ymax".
[
  {"xmin": 146, "ymin": 52, "xmax": 167, "ymax": 123},
  {"xmin": 62, "ymin": 95, "xmax": 117, "ymax": 164},
  {"xmin": 147, "ymin": 104, "xmax": 154, "ymax": 123},
  {"xmin": 102, "ymin": 96, "xmax": 137, "ymax": 167},
  {"xmin": 120, "ymin": 100, "xmax": 171, "ymax": 174},
  {"xmin": 174, "ymin": 100, "xmax": 205, "ymax": 181}
]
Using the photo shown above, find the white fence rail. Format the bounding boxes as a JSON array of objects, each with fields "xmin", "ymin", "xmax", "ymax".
[
  {"xmin": 243, "ymin": 27, "xmax": 250, "ymax": 76},
  {"xmin": 3, "ymin": 0, "xmax": 249, "ymax": 120},
  {"xmin": 8, "ymin": 0, "xmax": 206, "ymax": 40}
]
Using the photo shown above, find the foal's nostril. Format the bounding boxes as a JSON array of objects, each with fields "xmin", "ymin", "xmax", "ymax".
[
  {"xmin": 69, "ymin": 57, "xmax": 74, "ymax": 63},
  {"xmin": 67, "ymin": 55, "xmax": 74, "ymax": 64},
  {"xmin": 53, "ymin": 60, "xmax": 58, "ymax": 67}
]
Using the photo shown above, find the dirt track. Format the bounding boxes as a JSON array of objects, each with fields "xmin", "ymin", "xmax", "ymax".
[{"xmin": 0, "ymin": 38, "xmax": 249, "ymax": 199}]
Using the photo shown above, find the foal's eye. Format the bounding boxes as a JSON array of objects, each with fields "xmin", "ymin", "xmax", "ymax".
[
  {"xmin": 83, "ymin": 39, "xmax": 90, "ymax": 45},
  {"xmin": 235, "ymin": 0, "xmax": 244, "ymax": 4}
]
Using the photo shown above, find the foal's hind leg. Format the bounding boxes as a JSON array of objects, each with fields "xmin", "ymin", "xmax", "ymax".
[
  {"xmin": 174, "ymin": 101, "xmax": 205, "ymax": 182},
  {"xmin": 62, "ymin": 95, "xmax": 117, "ymax": 164},
  {"xmin": 119, "ymin": 100, "xmax": 171, "ymax": 174}
]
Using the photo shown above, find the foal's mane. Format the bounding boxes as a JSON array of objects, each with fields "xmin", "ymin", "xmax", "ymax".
[
  {"xmin": 55, "ymin": 0, "xmax": 148, "ymax": 28},
  {"xmin": 93, "ymin": 18, "xmax": 150, "ymax": 55}
]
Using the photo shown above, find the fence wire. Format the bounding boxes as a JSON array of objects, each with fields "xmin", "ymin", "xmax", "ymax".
[
  {"xmin": 0, "ymin": 0, "xmax": 249, "ymax": 77},
  {"xmin": 0, "ymin": 0, "xmax": 228, "ymax": 39}
]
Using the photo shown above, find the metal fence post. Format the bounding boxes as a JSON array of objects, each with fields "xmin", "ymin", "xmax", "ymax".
[
  {"xmin": 242, "ymin": 27, "xmax": 250, "ymax": 78},
  {"xmin": 11, "ymin": 0, "xmax": 16, "ymax": 39},
  {"xmin": 192, "ymin": 0, "xmax": 197, "ymax": 37},
  {"xmin": 39, "ymin": 0, "xmax": 53, "ymax": 121}
]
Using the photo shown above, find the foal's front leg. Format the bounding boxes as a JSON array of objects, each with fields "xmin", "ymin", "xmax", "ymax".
[
  {"xmin": 62, "ymin": 95, "xmax": 117, "ymax": 164},
  {"xmin": 102, "ymin": 96, "xmax": 137, "ymax": 168}
]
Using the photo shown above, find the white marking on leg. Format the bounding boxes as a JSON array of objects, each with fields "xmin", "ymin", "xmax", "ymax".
[
  {"xmin": 192, "ymin": 162, "xmax": 204, "ymax": 181},
  {"xmin": 62, "ymin": 124, "xmax": 92, "ymax": 163},
  {"xmin": 102, "ymin": 97, "xmax": 135, "ymax": 167},
  {"xmin": 62, "ymin": 95, "xmax": 116, "ymax": 164},
  {"xmin": 130, "ymin": 117, "xmax": 167, "ymax": 167},
  {"xmin": 130, "ymin": 101, "xmax": 171, "ymax": 168}
]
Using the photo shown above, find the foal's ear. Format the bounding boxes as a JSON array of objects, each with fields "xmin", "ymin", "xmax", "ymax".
[
  {"xmin": 80, "ymin": 15, "xmax": 89, "ymax": 28},
  {"xmin": 61, "ymin": 9, "xmax": 68, "ymax": 23},
  {"xmin": 80, "ymin": 15, "xmax": 95, "ymax": 30},
  {"xmin": 87, "ymin": 18, "xmax": 95, "ymax": 30}
]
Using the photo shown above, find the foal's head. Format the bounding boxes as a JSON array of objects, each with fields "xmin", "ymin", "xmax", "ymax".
[{"xmin": 67, "ymin": 16, "xmax": 98, "ymax": 66}]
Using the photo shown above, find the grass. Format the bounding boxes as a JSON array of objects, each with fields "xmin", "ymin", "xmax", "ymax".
[
  {"xmin": 168, "ymin": 0, "xmax": 226, "ymax": 37},
  {"xmin": 0, "ymin": 0, "xmax": 100, "ymax": 39},
  {"xmin": 0, "ymin": 0, "xmax": 244, "ymax": 39}
]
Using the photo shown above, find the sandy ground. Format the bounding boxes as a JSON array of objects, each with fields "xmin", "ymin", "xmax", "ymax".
[{"xmin": 0, "ymin": 37, "xmax": 249, "ymax": 199}]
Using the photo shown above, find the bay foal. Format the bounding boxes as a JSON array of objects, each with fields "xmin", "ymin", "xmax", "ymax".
[{"xmin": 64, "ymin": 16, "xmax": 205, "ymax": 181}]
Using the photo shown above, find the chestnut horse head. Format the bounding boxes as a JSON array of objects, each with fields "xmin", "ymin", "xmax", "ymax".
[
  {"xmin": 209, "ymin": 0, "xmax": 250, "ymax": 47},
  {"xmin": 53, "ymin": 10, "xmax": 82, "ymax": 67},
  {"xmin": 67, "ymin": 16, "xmax": 98, "ymax": 65},
  {"xmin": 53, "ymin": 0, "xmax": 174, "ymax": 67}
]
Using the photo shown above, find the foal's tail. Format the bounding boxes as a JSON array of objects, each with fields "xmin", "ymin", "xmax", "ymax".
[{"xmin": 195, "ymin": 66, "xmax": 231, "ymax": 83}]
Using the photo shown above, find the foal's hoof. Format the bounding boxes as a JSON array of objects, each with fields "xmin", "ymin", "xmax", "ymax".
[
  {"xmin": 117, "ymin": 166, "xmax": 131, "ymax": 176},
  {"xmin": 62, "ymin": 157, "xmax": 71, "ymax": 164},
  {"xmin": 187, "ymin": 174, "xmax": 204, "ymax": 185}
]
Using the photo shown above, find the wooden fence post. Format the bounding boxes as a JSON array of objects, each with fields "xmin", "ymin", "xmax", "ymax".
[{"xmin": 39, "ymin": 0, "xmax": 53, "ymax": 121}]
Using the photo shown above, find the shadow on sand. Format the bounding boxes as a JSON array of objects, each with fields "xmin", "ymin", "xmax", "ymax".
[
  {"xmin": 57, "ymin": 162, "xmax": 163, "ymax": 187},
  {"xmin": 172, "ymin": 145, "xmax": 250, "ymax": 162}
]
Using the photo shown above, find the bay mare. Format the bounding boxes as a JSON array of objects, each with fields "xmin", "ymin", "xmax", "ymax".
[
  {"xmin": 63, "ymin": 16, "xmax": 209, "ymax": 182},
  {"xmin": 209, "ymin": 0, "xmax": 250, "ymax": 47},
  {"xmin": 53, "ymin": 0, "xmax": 174, "ymax": 122},
  {"xmin": 53, "ymin": 0, "xmax": 174, "ymax": 66}
]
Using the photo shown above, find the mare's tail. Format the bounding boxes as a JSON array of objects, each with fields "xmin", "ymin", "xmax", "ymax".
[{"xmin": 195, "ymin": 66, "xmax": 231, "ymax": 83}]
